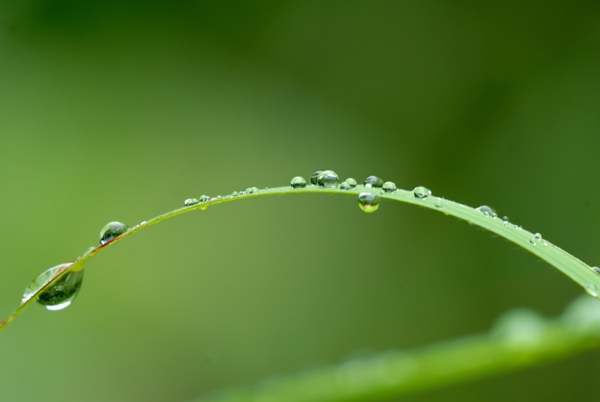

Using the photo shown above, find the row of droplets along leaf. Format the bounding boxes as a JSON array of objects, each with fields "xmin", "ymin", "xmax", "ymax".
[{"xmin": 15, "ymin": 168, "xmax": 600, "ymax": 316}]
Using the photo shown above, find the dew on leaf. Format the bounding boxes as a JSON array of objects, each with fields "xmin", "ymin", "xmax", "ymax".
[
  {"xmin": 340, "ymin": 181, "xmax": 352, "ymax": 190},
  {"xmin": 291, "ymin": 176, "xmax": 307, "ymax": 188},
  {"xmin": 476, "ymin": 205, "xmax": 497, "ymax": 218},
  {"xmin": 317, "ymin": 170, "xmax": 339, "ymax": 188},
  {"xmin": 413, "ymin": 186, "xmax": 431, "ymax": 199},
  {"xmin": 593, "ymin": 267, "xmax": 600, "ymax": 275},
  {"xmin": 358, "ymin": 192, "xmax": 380, "ymax": 213},
  {"xmin": 99, "ymin": 221, "xmax": 130, "ymax": 246},
  {"xmin": 435, "ymin": 198, "xmax": 443, "ymax": 208},
  {"xmin": 199, "ymin": 195, "xmax": 210, "ymax": 202},
  {"xmin": 345, "ymin": 178, "xmax": 357, "ymax": 188},
  {"xmin": 310, "ymin": 170, "xmax": 323, "ymax": 185},
  {"xmin": 184, "ymin": 198, "xmax": 199, "ymax": 206},
  {"xmin": 22, "ymin": 262, "xmax": 84, "ymax": 311},
  {"xmin": 364, "ymin": 176, "xmax": 383, "ymax": 188},
  {"xmin": 245, "ymin": 187, "xmax": 258, "ymax": 194},
  {"xmin": 382, "ymin": 181, "xmax": 397, "ymax": 193},
  {"xmin": 585, "ymin": 283, "xmax": 600, "ymax": 298}
]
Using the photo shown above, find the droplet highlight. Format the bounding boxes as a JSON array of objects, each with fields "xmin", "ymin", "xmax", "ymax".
[
  {"xmin": 358, "ymin": 192, "xmax": 380, "ymax": 213},
  {"xmin": 99, "ymin": 221, "xmax": 130, "ymax": 246},
  {"xmin": 317, "ymin": 170, "xmax": 339, "ymax": 188},
  {"xmin": 364, "ymin": 176, "xmax": 384, "ymax": 188},
  {"xmin": 310, "ymin": 170, "xmax": 323, "ymax": 185},
  {"xmin": 184, "ymin": 198, "xmax": 199, "ymax": 206},
  {"xmin": 382, "ymin": 182, "xmax": 397, "ymax": 193},
  {"xmin": 413, "ymin": 186, "xmax": 431, "ymax": 199},
  {"xmin": 291, "ymin": 176, "xmax": 307, "ymax": 188}
]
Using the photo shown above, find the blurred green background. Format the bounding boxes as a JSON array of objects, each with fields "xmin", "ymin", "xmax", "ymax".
[{"xmin": 1, "ymin": 1, "xmax": 600, "ymax": 401}]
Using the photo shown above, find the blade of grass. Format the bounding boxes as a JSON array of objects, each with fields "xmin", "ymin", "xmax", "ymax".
[{"xmin": 2, "ymin": 183, "xmax": 599, "ymax": 334}]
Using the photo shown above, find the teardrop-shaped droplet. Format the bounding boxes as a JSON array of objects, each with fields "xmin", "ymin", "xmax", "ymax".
[
  {"xmin": 345, "ymin": 178, "xmax": 357, "ymax": 188},
  {"xmin": 413, "ymin": 186, "xmax": 431, "ymax": 199},
  {"xmin": 358, "ymin": 192, "xmax": 380, "ymax": 213},
  {"xmin": 364, "ymin": 176, "xmax": 384, "ymax": 188},
  {"xmin": 382, "ymin": 181, "xmax": 397, "ymax": 193},
  {"xmin": 184, "ymin": 198, "xmax": 199, "ymax": 206},
  {"xmin": 199, "ymin": 195, "xmax": 210, "ymax": 202},
  {"xmin": 317, "ymin": 170, "xmax": 339, "ymax": 188},
  {"xmin": 22, "ymin": 262, "xmax": 84, "ymax": 310},
  {"xmin": 585, "ymin": 283, "xmax": 600, "ymax": 298},
  {"xmin": 291, "ymin": 176, "xmax": 307, "ymax": 188},
  {"xmin": 99, "ymin": 221, "xmax": 130, "ymax": 246},
  {"xmin": 310, "ymin": 170, "xmax": 323, "ymax": 185},
  {"xmin": 476, "ymin": 205, "xmax": 497, "ymax": 217}
]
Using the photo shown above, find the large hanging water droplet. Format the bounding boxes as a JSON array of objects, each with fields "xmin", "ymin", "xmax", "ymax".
[
  {"xmin": 382, "ymin": 182, "xmax": 397, "ymax": 193},
  {"xmin": 99, "ymin": 221, "xmax": 130, "ymax": 246},
  {"xmin": 344, "ymin": 178, "xmax": 357, "ymax": 188},
  {"xmin": 291, "ymin": 176, "xmax": 307, "ymax": 188},
  {"xmin": 364, "ymin": 176, "xmax": 383, "ymax": 188},
  {"xmin": 184, "ymin": 198, "xmax": 199, "ymax": 206},
  {"xmin": 318, "ymin": 170, "xmax": 339, "ymax": 188},
  {"xmin": 358, "ymin": 192, "xmax": 380, "ymax": 213},
  {"xmin": 310, "ymin": 170, "xmax": 323, "ymax": 185},
  {"xmin": 22, "ymin": 262, "xmax": 84, "ymax": 310},
  {"xmin": 476, "ymin": 205, "xmax": 497, "ymax": 218},
  {"xmin": 413, "ymin": 186, "xmax": 431, "ymax": 199}
]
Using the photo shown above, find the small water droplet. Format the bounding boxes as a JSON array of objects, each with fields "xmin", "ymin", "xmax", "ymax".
[
  {"xmin": 358, "ymin": 192, "xmax": 380, "ymax": 213},
  {"xmin": 310, "ymin": 170, "xmax": 323, "ymax": 185},
  {"xmin": 413, "ymin": 186, "xmax": 431, "ymax": 199},
  {"xmin": 530, "ymin": 233, "xmax": 543, "ymax": 246},
  {"xmin": 345, "ymin": 178, "xmax": 357, "ymax": 188},
  {"xmin": 340, "ymin": 181, "xmax": 352, "ymax": 190},
  {"xmin": 435, "ymin": 198, "xmax": 443, "ymax": 208},
  {"xmin": 364, "ymin": 176, "xmax": 384, "ymax": 188},
  {"xmin": 99, "ymin": 221, "xmax": 130, "ymax": 246},
  {"xmin": 245, "ymin": 187, "xmax": 258, "ymax": 194},
  {"xmin": 318, "ymin": 170, "xmax": 339, "ymax": 188},
  {"xmin": 184, "ymin": 198, "xmax": 199, "ymax": 206},
  {"xmin": 476, "ymin": 205, "xmax": 497, "ymax": 218},
  {"xmin": 291, "ymin": 176, "xmax": 307, "ymax": 188},
  {"xmin": 382, "ymin": 182, "xmax": 397, "ymax": 193},
  {"xmin": 502, "ymin": 216, "xmax": 509, "ymax": 226},
  {"xmin": 585, "ymin": 283, "xmax": 600, "ymax": 298},
  {"xmin": 593, "ymin": 267, "xmax": 600, "ymax": 275},
  {"xmin": 22, "ymin": 262, "xmax": 84, "ymax": 310},
  {"xmin": 199, "ymin": 195, "xmax": 210, "ymax": 202},
  {"xmin": 232, "ymin": 191, "xmax": 238, "ymax": 196}
]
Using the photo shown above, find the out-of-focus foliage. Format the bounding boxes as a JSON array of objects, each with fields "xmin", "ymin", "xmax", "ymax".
[{"xmin": 0, "ymin": 1, "xmax": 599, "ymax": 401}]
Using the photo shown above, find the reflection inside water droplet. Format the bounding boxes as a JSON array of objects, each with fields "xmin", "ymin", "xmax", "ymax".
[
  {"xmin": 364, "ymin": 176, "xmax": 383, "ymax": 188},
  {"xmin": 291, "ymin": 176, "xmax": 307, "ymax": 188},
  {"xmin": 317, "ymin": 170, "xmax": 339, "ymax": 188},
  {"xmin": 358, "ymin": 192, "xmax": 380, "ymax": 213},
  {"xmin": 345, "ymin": 178, "xmax": 357, "ymax": 188},
  {"xmin": 99, "ymin": 221, "xmax": 130, "ymax": 246},
  {"xmin": 184, "ymin": 198, "xmax": 199, "ymax": 206},
  {"xmin": 476, "ymin": 205, "xmax": 497, "ymax": 218},
  {"xmin": 22, "ymin": 262, "xmax": 84, "ymax": 310},
  {"xmin": 310, "ymin": 170, "xmax": 323, "ymax": 185},
  {"xmin": 413, "ymin": 186, "xmax": 431, "ymax": 199},
  {"xmin": 382, "ymin": 182, "xmax": 397, "ymax": 193}
]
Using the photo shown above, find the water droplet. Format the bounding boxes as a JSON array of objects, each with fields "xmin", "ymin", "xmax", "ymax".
[
  {"xmin": 245, "ymin": 187, "xmax": 258, "ymax": 194},
  {"xmin": 345, "ymin": 178, "xmax": 357, "ymax": 188},
  {"xmin": 585, "ymin": 283, "xmax": 600, "ymax": 298},
  {"xmin": 358, "ymin": 192, "xmax": 380, "ymax": 213},
  {"xmin": 530, "ymin": 233, "xmax": 543, "ymax": 246},
  {"xmin": 434, "ymin": 198, "xmax": 443, "ymax": 208},
  {"xmin": 22, "ymin": 262, "xmax": 84, "ymax": 310},
  {"xmin": 99, "ymin": 221, "xmax": 130, "ymax": 246},
  {"xmin": 317, "ymin": 170, "xmax": 339, "ymax": 188},
  {"xmin": 593, "ymin": 267, "xmax": 600, "ymax": 275},
  {"xmin": 199, "ymin": 195, "xmax": 210, "ymax": 202},
  {"xmin": 476, "ymin": 205, "xmax": 497, "ymax": 218},
  {"xmin": 382, "ymin": 182, "xmax": 397, "ymax": 193},
  {"xmin": 310, "ymin": 170, "xmax": 323, "ymax": 185},
  {"xmin": 502, "ymin": 216, "xmax": 509, "ymax": 226},
  {"xmin": 291, "ymin": 176, "xmax": 307, "ymax": 188},
  {"xmin": 232, "ymin": 191, "xmax": 238, "ymax": 196},
  {"xmin": 364, "ymin": 176, "xmax": 384, "ymax": 188},
  {"xmin": 413, "ymin": 186, "xmax": 431, "ymax": 199},
  {"xmin": 184, "ymin": 198, "xmax": 199, "ymax": 206},
  {"xmin": 340, "ymin": 181, "xmax": 352, "ymax": 190}
]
